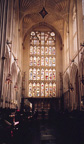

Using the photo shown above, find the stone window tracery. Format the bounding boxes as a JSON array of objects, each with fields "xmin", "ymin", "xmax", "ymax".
[{"xmin": 29, "ymin": 31, "xmax": 56, "ymax": 97}]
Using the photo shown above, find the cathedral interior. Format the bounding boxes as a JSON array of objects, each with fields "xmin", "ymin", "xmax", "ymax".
[{"xmin": 0, "ymin": 0, "xmax": 84, "ymax": 144}]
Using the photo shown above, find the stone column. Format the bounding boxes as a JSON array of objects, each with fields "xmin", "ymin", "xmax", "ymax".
[{"xmin": 0, "ymin": 0, "xmax": 8, "ymax": 106}]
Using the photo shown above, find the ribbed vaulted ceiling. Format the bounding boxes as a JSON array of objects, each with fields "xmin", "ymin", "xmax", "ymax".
[{"xmin": 19, "ymin": 0, "xmax": 70, "ymax": 40}]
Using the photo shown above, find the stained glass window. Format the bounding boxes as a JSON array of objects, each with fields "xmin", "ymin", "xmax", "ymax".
[
  {"xmin": 37, "ymin": 83, "xmax": 40, "ymax": 96},
  {"xmin": 29, "ymin": 31, "xmax": 56, "ymax": 97},
  {"xmin": 52, "ymin": 47, "xmax": 55, "ymax": 55},
  {"xmin": 37, "ymin": 57, "xmax": 40, "ymax": 66},
  {"xmin": 49, "ymin": 57, "xmax": 52, "ymax": 66},
  {"xmin": 45, "ymin": 57, "xmax": 48, "ymax": 66},
  {"xmin": 52, "ymin": 69, "xmax": 56, "ymax": 80},
  {"xmin": 49, "ymin": 47, "xmax": 52, "ymax": 55},
  {"xmin": 41, "ymin": 83, "xmax": 44, "ymax": 97},
  {"xmin": 53, "ymin": 83, "xmax": 56, "ymax": 97},
  {"xmin": 33, "ymin": 69, "xmax": 36, "ymax": 80},
  {"xmin": 37, "ymin": 46, "xmax": 40, "ymax": 55},
  {"xmin": 34, "ymin": 56, "xmax": 36, "ymax": 66},
  {"xmin": 29, "ymin": 69, "xmax": 32, "ymax": 80},
  {"xmin": 30, "ymin": 57, "xmax": 33, "ymax": 66},
  {"xmin": 45, "ymin": 83, "xmax": 48, "ymax": 97},
  {"xmin": 45, "ymin": 69, "xmax": 48, "ymax": 80},
  {"xmin": 49, "ymin": 69, "xmax": 52, "ymax": 80},
  {"xmin": 33, "ymin": 83, "xmax": 36, "ymax": 97},
  {"xmin": 30, "ymin": 46, "xmax": 33, "ymax": 55},
  {"xmin": 37, "ymin": 69, "xmax": 40, "ymax": 80},
  {"xmin": 41, "ymin": 46, "xmax": 44, "ymax": 55},
  {"xmin": 49, "ymin": 83, "xmax": 52, "ymax": 96},
  {"xmin": 52, "ymin": 57, "xmax": 55, "ymax": 66},
  {"xmin": 41, "ymin": 69, "xmax": 44, "ymax": 80},
  {"xmin": 41, "ymin": 57, "xmax": 44, "ymax": 66},
  {"xmin": 34, "ymin": 46, "xmax": 37, "ymax": 54},
  {"xmin": 29, "ymin": 83, "xmax": 32, "ymax": 97},
  {"xmin": 45, "ymin": 47, "xmax": 48, "ymax": 55}
]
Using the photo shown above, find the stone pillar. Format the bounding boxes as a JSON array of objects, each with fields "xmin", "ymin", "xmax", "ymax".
[{"xmin": 0, "ymin": 0, "xmax": 8, "ymax": 106}]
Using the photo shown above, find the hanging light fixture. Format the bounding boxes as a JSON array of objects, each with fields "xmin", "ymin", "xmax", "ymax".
[
  {"xmin": 39, "ymin": 7, "xmax": 48, "ymax": 18},
  {"xmin": 39, "ymin": 0, "xmax": 48, "ymax": 18}
]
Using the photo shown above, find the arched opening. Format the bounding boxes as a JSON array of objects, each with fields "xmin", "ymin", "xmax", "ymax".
[{"xmin": 75, "ymin": 70, "xmax": 79, "ymax": 109}]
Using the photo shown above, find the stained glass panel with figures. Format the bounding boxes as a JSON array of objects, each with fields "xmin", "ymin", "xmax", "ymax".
[{"xmin": 29, "ymin": 31, "xmax": 56, "ymax": 97}]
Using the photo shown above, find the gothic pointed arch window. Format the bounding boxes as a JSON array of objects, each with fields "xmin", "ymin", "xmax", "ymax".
[
  {"xmin": 29, "ymin": 31, "xmax": 56, "ymax": 97},
  {"xmin": 49, "ymin": 83, "xmax": 52, "ymax": 97},
  {"xmin": 29, "ymin": 83, "xmax": 32, "ymax": 97}
]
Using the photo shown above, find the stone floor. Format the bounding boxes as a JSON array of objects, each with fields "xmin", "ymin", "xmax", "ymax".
[{"xmin": 1, "ymin": 115, "xmax": 84, "ymax": 144}]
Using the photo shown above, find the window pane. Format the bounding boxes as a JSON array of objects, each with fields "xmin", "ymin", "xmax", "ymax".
[
  {"xmin": 30, "ymin": 57, "xmax": 33, "ymax": 66},
  {"xmin": 52, "ymin": 47, "xmax": 55, "ymax": 55},
  {"xmin": 37, "ymin": 57, "xmax": 40, "ymax": 66},
  {"xmin": 53, "ymin": 83, "xmax": 56, "ymax": 97},
  {"xmin": 41, "ymin": 69, "xmax": 44, "ymax": 80},
  {"xmin": 33, "ymin": 83, "xmax": 36, "ymax": 97},
  {"xmin": 49, "ymin": 83, "xmax": 52, "ymax": 96},
  {"xmin": 49, "ymin": 69, "xmax": 52, "ymax": 80},
  {"xmin": 49, "ymin": 47, "xmax": 52, "ymax": 55},
  {"xmin": 52, "ymin": 57, "xmax": 55, "ymax": 66},
  {"xmin": 45, "ymin": 69, "xmax": 48, "ymax": 80},
  {"xmin": 45, "ymin": 57, "xmax": 48, "ymax": 66},
  {"xmin": 49, "ymin": 57, "xmax": 52, "ymax": 66},
  {"xmin": 29, "ymin": 69, "xmax": 32, "ymax": 80},
  {"xmin": 45, "ymin": 83, "xmax": 48, "ymax": 97},
  {"xmin": 45, "ymin": 47, "xmax": 48, "ymax": 55},
  {"xmin": 33, "ymin": 69, "xmax": 36, "ymax": 80},
  {"xmin": 30, "ymin": 46, "xmax": 33, "ymax": 54},
  {"xmin": 53, "ymin": 69, "xmax": 56, "ymax": 80},
  {"xmin": 41, "ymin": 57, "xmax": 44, "ymax": 66},
  {"xmin": 50, "ymin": 32, "xmax": 55, "ymax": 36},
  {"xmin": 31, "ymin": 31, "xmax": 35, "ymax": 36},
  {"xmin": 41, "ymin": 40, "xmax": 44, "ymax": 45},
  {"xmin": 29, "ymin": 83, "xmax": 32, "ymax": 97},
  {"xmin": 37, "ymin": 46, "xmax": 40, "ymax": 55},
  {"xmin": 34, "ymin": 46, "xmax": 37, "ymax": 54},
  {"xmin": 41, "ymin": 83, "xmax": 44, "ymax": 97},
  {"xmin": 41, "ymin": 46, "xmax": 44, "ymax": 55},
  {"xmin": 33, "ymin": 56, "xmax": 36, "ymax": 66},
  {"xmin": 37, "ymin": 69, "xmax": 40, "ymax": 80},
  {"xmin": 37, "ymin": 83, "xmax": 40, "ymax": 96}
]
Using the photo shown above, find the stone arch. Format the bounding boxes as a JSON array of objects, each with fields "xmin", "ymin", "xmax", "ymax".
[
  {"xmin": 63, "ymin": 72, "xmax": 69, "ymax": 110},
  {"xmin": 11, "ymin": 62, "xmax": 18, "ymax": 104},
  {"xmin": 63, "ymin": 72, "xmax": 69, "ymax": 92},
  {"xmin": 70, "ymin": 63, "xmax": 79, "ymax": 110},
  {"xmin": 23, "ymin": 22, "xmax": 62, "ymax": 46},
  {"xmin": 11, "ymin": 62, "xmax": 17, "ymax": 80},
  {"xmin": 2, "ymin": 46, "xmax": 11, "ymax": 108},
  {"xmin": 79, "ymin": 53, "xmax": 84, "ymax": 109}
]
